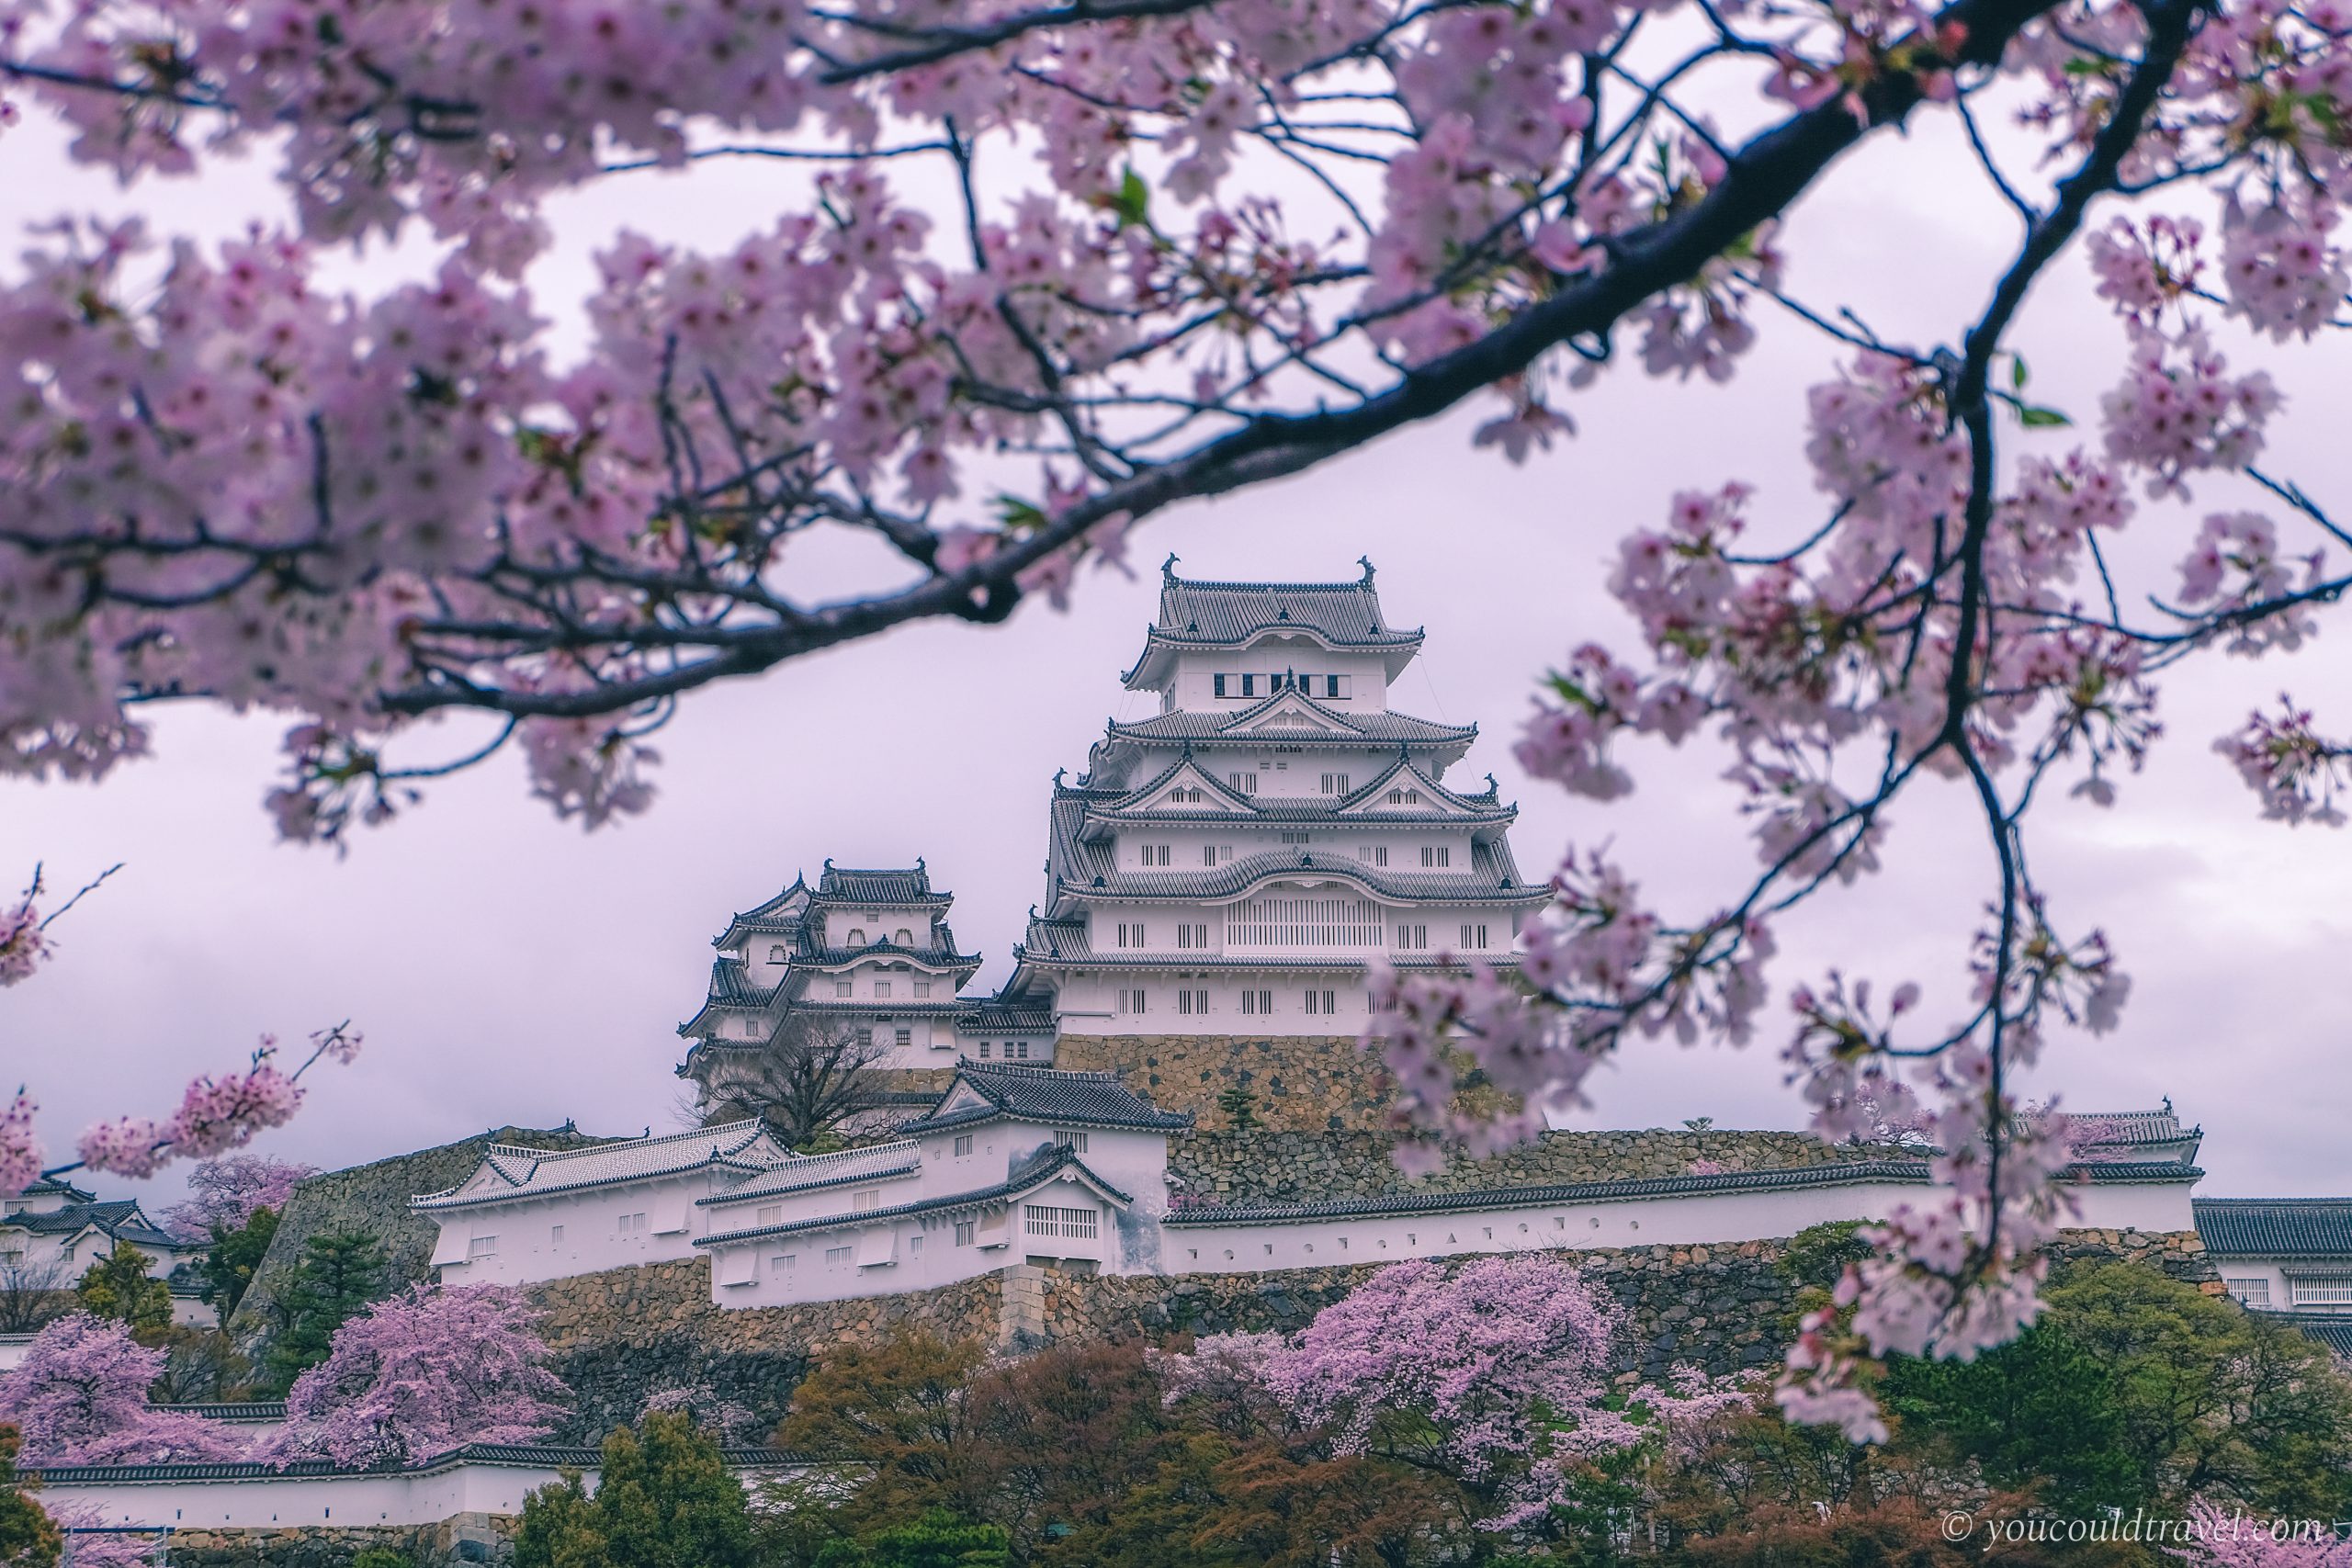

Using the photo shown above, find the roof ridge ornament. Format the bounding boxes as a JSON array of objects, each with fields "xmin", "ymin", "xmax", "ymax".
[
  {"xmin": 1162, "ymin": 552, "xmax": 1180, "ymax": 583},
  {"xmin": 1359, "ymin": 555, "xmax": 1375, "ymax": 583}
]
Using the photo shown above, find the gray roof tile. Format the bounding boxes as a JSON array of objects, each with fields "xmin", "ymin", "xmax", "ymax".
[
  {"xmin": 815, "ymin": 863, "xmax": 951, "ymax": 906},
  {"xmin": 413, "ymin": 1122, "xmax": 785, "ymax": 1211},
  {"xmin": 2195, "ymin": 1198, "xmax": 2352, "ymax": 1257},
  {"xmin": 905, "ymin": 1062, "xmax": 1193, "ymax": 1133}
]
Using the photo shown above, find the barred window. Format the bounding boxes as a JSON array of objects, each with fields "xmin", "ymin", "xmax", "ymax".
[
  {"xmin": 1227, "ymin": 893, "xmax": 1384, "ymax": 948},
  {"xmin": 1023, "ymin": 1204, "xmax": 1099, "ymax": 1239}
]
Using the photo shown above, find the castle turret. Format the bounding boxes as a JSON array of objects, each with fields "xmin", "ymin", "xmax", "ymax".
[
  {"xmin": 996, "ymin": 562, "xmax": 1548, "ymax": 1110},
  {"xmin": 679, "ymin": 862, "xmax": 981, "ymax": 1102}
]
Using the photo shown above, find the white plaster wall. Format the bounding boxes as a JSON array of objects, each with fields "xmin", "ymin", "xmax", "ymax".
[
  {"xmin": 820, "ymin": 908, "xmax": 938, "ymax": 948},
  {"xmin": 38, "ymin": 1457, "xmax": 810, "ymax": 1531},
  {"xmin": 1160, "ymin": 1179, "xmax": 2203, "ymax": 1279},
  {"xmin": 2214, "ymin": 1258, "xmax": 2290, "ymax": 1309},
  {"xmin": 1165, "ymin": 649, "xmax": 1391, "ymax": 714},
  {"xmin": 2068, "ymin": 1179, "xmax": 2196, "ymax": 1235},
  {"xmin": 0, "ymin": 1334, "xmax": 29, "ymax": 1371},
  {"xmin": 428, "ymin": 1170, "xmax": 755, "ymax": 1289},
  {"xmin": 707, "ymin": 1173, "xmax": 1116, "ymax": 1307}
]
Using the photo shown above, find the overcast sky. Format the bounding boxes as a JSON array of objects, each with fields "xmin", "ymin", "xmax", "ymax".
[{"xmin": 6, "ymin": 68, "xmax": 2351, "ymax": 1212}]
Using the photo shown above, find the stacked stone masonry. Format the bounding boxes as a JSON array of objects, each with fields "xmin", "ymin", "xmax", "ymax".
[
  {"xmin": 1053, "ymin": 1032, "xmax": 1393, "ymax": 1130},
  {"xmin": 519, "ymin": 1228, "xmax": 2212, "ymax": 1440},
  {"xmin": 106, "ymin": 1514, "xmax": 514, "ymax": 1568},
  {"xmin": 1168, "ymin": 1125, "xmax": 1905, "ymax": 1204},
  {"xmin": 233, "ymin": 1126, "xmax": 605, "ymax": 1339}
]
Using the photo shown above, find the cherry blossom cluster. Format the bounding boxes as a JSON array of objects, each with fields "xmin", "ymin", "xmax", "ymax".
[
  {"xmin": 2215, "ymin": 697, "xmax": 2352, "ymax": 825},
  {"xmin": 0, "ymin": 0, "xmax": 2018, "ymax": 836},
  {"xmin": 258, "ymin": 1282, "xmax": 568, "ymax": 1469},
  {"xmin": 158, "ymin": 1152, "xmax": 318, "ymax": 1241},
  {"xmin": 0, "ymin": 863, "xmax": 115, "ymax": 988},
  {"xmin": 0, "ymin": 1314, "xmax": 248, "ymax": 1466},
  {"xmin": 2, "ymin": 1023, "xmax": 360, "ymax": 1198},
  {"xmin": 1171, "ymin": 1255, "xmax": 1744, "ymax": 1529}
]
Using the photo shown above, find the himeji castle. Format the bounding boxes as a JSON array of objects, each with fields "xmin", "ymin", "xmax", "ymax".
[
  {"xmin": 674, "ymin": 558, "xmax": 1554, "ymax": 1104},
  {"xmin": 397, "ymin": 560, "xmax": 2214, "ymax": 1315},
  {"xmin": 1007, "ymin": 558, "xmax": 1554, "ymax": 1034}
]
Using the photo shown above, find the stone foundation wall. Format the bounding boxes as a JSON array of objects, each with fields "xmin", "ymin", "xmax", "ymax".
[
  {"xmin": 132, "ymin": 1512, "xmax": 514, "ymax": 1567},
  {"xmin": 526, "ymin": 1258, "xmax": 1006, "ymax": 1442},
  {"xmin": 1053, "ymin": 1033, "xmax": 1395, "ymax": 1129},
  {"xmin": 1030, "ymin": 1228, "xmax": 2216, "ymax": 1380},
  {"xmin": 1170, "ymin": 1126, "xmax": 1895, "ymax": 1207},
  {"xmin": 524, "ymin": 1229, "xmax": 2212, "ymax": 1439},
  {"xmin": 233, "ymin": 1126, "xmax": 606, "ymax": 1339}
]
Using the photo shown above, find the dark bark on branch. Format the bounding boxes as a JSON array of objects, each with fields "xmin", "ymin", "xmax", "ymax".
[{"xmin": 378, "ymin": 0, "xmax": 2098, "ymax": 724}]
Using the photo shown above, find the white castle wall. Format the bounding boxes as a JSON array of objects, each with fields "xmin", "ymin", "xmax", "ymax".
[
  {"xmin": 428, "ymin": 1170, "xmax": 741, "ymax": 1287},
  {"xmin": 35, "ymin": 1452, "xmax": 809, "ymax": 1532},
  {"xmin": 1162, "ymin": 1175, "xmax": 2197, "ymax": 1278}
]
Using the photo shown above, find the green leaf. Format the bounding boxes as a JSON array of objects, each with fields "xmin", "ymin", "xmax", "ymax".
[
  {"xmin": 993, "ymin": 494, "xmax": 1049, "ymax": 533},
  {"xmin": 1110, "ymin": 166, "xmax": 1150, "ymax": 230},
  {"xmin": 1545, "ymin": 672, "xmax": 1595, "ymax": 709},
  {"xmin": 2018, "ymin": 404, "xmax": 2073, "ymax": 428},
  {"xmin": 2011, "ymin": 354, "xmax": 2030, "ymax": 391}
]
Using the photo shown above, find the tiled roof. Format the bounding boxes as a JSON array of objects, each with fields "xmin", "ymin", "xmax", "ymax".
[
  {"xmin": 1087, "ymin": 749, "xmax": 1512, "ymax": 828},
  {"xmin": 2073, "ymin": 1105, "xmax": 2202, "ymax": 1164},
  {"xmin": 1164, "ymin": 1157, "xmax": 2198, "ymax": 1228},
  {"xmin": 1046, "ymin": 799, "xmax": 1547, "ymax": 906},
  {"xmin": 1103, "ymin": 702, "xmax": 1473, "ymax": 749},
  {"xmin": 904, "ymin": 1062, "xmax": 1193, "ymax": 1133},
  {"xmin": 814, "ymin": 863, "xmax": 951, "ymax": 906},
  {"xmin": 2, "ymin": 1200, "xmax": 179, "ymax": 1248},
  {"xmin": 798, "ymin": 941, "xmax": 981, "ymax": 971},
  {"xmin": 154, "ymin": 1402, "xmax": 288, "ymax": 1422},
  {"xmin": 23, "ymin": 1442, "xmax": 815, "ymax": 1485},
  {"xmin": 1015, "ymin": 912, "xmax": 1521, "ymax": 971},
  {"xmin": 1123, "ymin": 560, "xmax": 1422, "ymax": 673},
  {"xmin": 703, "ymin": 956, "xmax": 775, "ymax": 1008},
  {"xmin": 413, "ymin": 1122, "xmax": 784, "ymax": 1211},
  {"xmin": 955, "ymin": 998, "xmax": 1057, "ymax": 1034},
  {"xmin": 18, "ymin": 1177, "xmax": 95, "ymax": 1202},
  {"xmin": 699, "ymin": 1141, "xmax": 923, "ymax": 1206},
  {"xmin": 699, "ymin": 1145, "xmax": 1130, "ymax": 1248},
  {"xmin": 2195, "ymin": 1198, "xmax": 2352, "ymax": 1257}
]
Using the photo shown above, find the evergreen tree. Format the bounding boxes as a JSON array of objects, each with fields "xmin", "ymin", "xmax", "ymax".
[
  {"xmin": 261, "ymin": 1229, "xmax": 384, "ymax": 1394},
  {"xmin": 72, "ymin": 1243, "xmax": 170, "ymax": 1332},
  {"xmin": 1880, "ymin": 1321, "xmax": 2141, "ymax": 1512},
  {"xmin": 514, "ymin": 1413, "xmax": 757, "ymax": 1568},
  {"xmin": 813, "ymin": 1511, "xmax": 1012, "ymax": 1568},
  {"xmin": 200, "ymin": 1203, "xmax": 282, "ymax": 1320},
  {"xmin": 1215, "ymin": 1084, "xmax": 1260, "ymax": 1133}
]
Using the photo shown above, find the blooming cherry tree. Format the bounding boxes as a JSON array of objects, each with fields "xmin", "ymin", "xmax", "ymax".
[
  {"xmin": 0, "ymin": 1313, "xmax": 247, "ymax": 1466},
  {"xmin": 159, "ymin": 1153, "xmax": 319, "ymax": 1241},
  {"xmin": 7, "ymin": 0, "xmax": 2352, "ymax": 1440},
  {"xmin": 1182, "ymin": 1256, "xmax": 1742, "ymax": 1528},
  {"xmin": 258, "ymin": 1283, "xmax": 568, "ymax": 1470}
]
